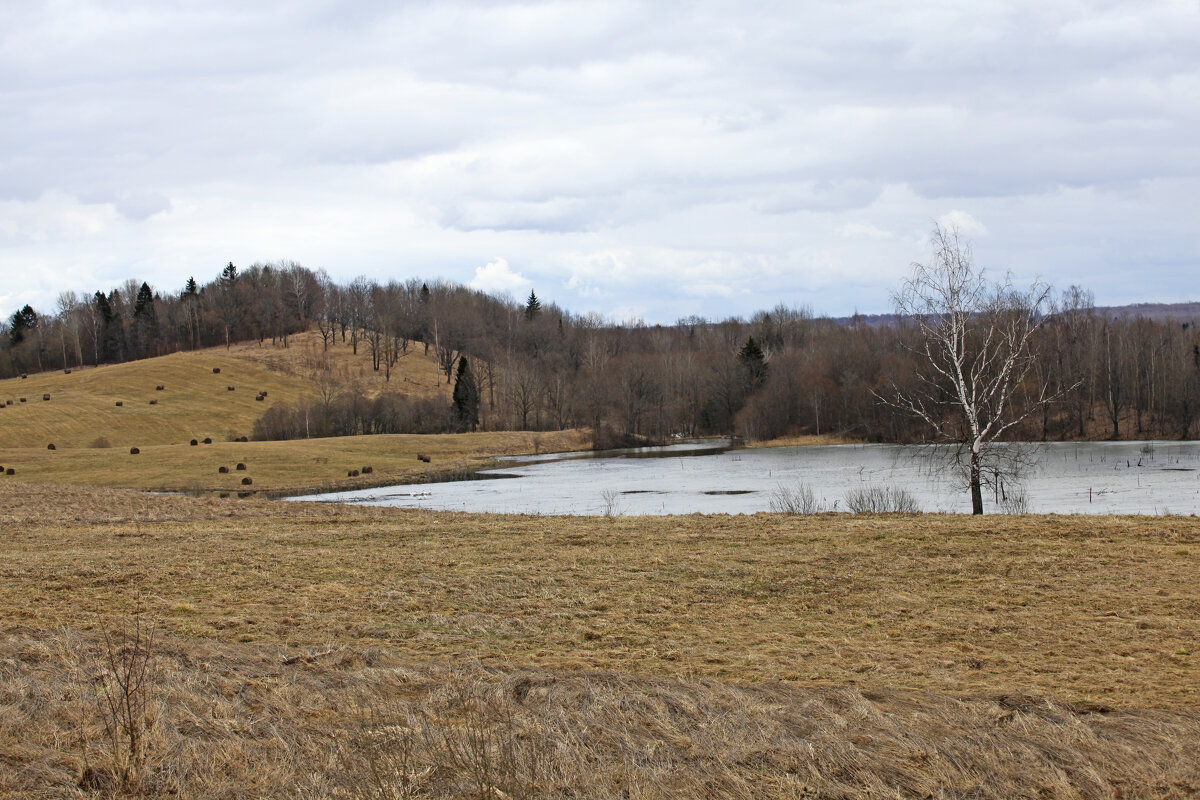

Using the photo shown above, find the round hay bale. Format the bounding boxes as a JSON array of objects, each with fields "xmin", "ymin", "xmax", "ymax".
[
  {"xmin": 4, "ymin": 468, "xmax": 13, "ymax": 476},
  {"xmin": 203, "ymin": 437, "xmax": 212, "ymax": 444},
  {"xmin": 236, "ymin": 463, "xmax": 246, "ymax": 471},
  {"xmin": 148, "ymin": 399, "xmax": 158, "ymax": 405},
  {"xmin": 241, "ymin": 476, "xmax": 252, "ymax": 486},
  {"xmin": 156, "ymin": 385, "xmax": 164, "ymax": 391},
  {"xmin": 227, "ymin": 386, "xmax": 235, "ymax": 391},
  {"xmin": 260, "ymin": 391, "xmax": 267, "ymax": 397},
  {"xmin": 255, "ymin": 395, "xmax": 264, "ymax": 401},
  {"xmin": 189, "ymin": 439, "xmax": 198, "ymax": 446},
  {"xmin": 347, "ymin": 469, "xmax": 360, "ymax": 477},
  {"xmin": 42, "ymin": 394, "xmax": 50, "ymax": 401},
  {"xmin": 129, "ymin": 447, "xmax": 140, "ymax": 455},
  {"xmin": 238, "ymin": 436, "xmax": 249, "ymax": 442},
  {"xmin": 47, "ymin": 443, "xmax": 55, "ymax": 450},
  {"xmin": 218, "ymin": 466, "xmax": 229, "ymax": 474},
  {"xmin": 212, "ymin": 367, "xmax": 221, "ymax": 374},
  {"xmin": 361, "ymin": 466, "xmax": 373, "ymax": 474},
  {"xmin": 19, "ymin": 398, "xmax": 26, "ymax": 403},
  {"xmin": 115, "ymin": 401, "xmax": 123, "ymax": 407}
]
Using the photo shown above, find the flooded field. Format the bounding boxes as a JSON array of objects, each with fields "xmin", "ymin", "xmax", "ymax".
[{"xmin": 289, "ymin": 440, "xmax": 1200, "ymax": 515}]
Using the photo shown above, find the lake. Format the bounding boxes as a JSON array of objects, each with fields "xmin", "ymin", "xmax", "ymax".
[{"xmin": 288, "ymin": 440, "xmax": 1200, "ymax": 516}]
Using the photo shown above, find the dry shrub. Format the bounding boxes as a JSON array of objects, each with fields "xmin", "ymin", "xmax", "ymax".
[
  {"xmin": 148, "ymin": 399, "xmax": 158, "ymax": 405},
  {"xmin": 155, "ymin": 385, "xmax": 164, "ymax": 391},
  {"xmin": 90, "ymin": 437, "xmax": 111, "ymax": 449},
  {"xmin": 82, "ymin": 615, "xmax": 158, "ymax": 794},
  {"xmin": 768, "ymin": 482, "xmax": 826, "ymax": 514},
  {"xmin": 227, "ymin": 386, "xmax": 236, "ymax": 392},
  {"xmin": 845, "ymin": 484, "xmax": 920, "ymax": 513}
]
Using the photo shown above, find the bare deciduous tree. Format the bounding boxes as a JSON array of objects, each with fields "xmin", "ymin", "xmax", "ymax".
[{"xmin": 882, "ymin": 225, "xmax": 1055, "ymax": 515}]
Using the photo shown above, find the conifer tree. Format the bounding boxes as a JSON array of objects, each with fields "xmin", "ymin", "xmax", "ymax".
[
  {"xmin": 524, "ymin": 289, "xmax": 542, "ymax": 321},
  {"xmin": 453, "ymin": 356, "xmax": 481, "ymax": 431}
]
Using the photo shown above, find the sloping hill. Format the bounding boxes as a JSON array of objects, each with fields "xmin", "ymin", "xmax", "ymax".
[{"xmin": 0, "ymin": 332, "xmax": 448, "ymax": 449}]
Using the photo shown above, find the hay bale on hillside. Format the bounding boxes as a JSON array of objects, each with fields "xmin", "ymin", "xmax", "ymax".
[
  {"xmin": 115, "ymin": 401, "xmax": 123, "ymax": 407},
  {"xmin": 218, "ymin": 466, "xmax": 229, "ymax": 474},
  {"xmin": 347, "ymin": 469, "xmax": 360, "ymax": 477},
  {"xmin": 4, "ymin": 468, "xmax": 13, "ymax": 476},
  {"xmin": 255, "ymin": 394, "xmax": 264, "ymax": 401},
  {"xmin": 227, "ymin": 386, "xmax": 235, "ymax": 391},
  {"xmin": 156, "ymin": 385, "xmax": 164, "ymax": 391},
  {"xmin": 19, "ymin": 398, "xmax": 26, "ymax": 403},
  {"xmin": 241, "ymin": 476, "xmax": 252, "ymax": 485},
  {"xmin": 129, "ymin": 447, "xmax": 140, "ymax": 455},
  {"xmin": 236, "ymin": 463, "xmax": 246, "ymax": 471},
  {"xmin": 418, "ymin": 454, "xmax": 431, "ymax": 463},
  {"xmin": 47, "ymin": 443, "xmax": 55, "ymax": 450},
  {"xmin": 203, "ymin": 437, "xmax": 212, "ymax": 444},
  {"xmin": 42, "ymin": 394, "xmax": 50, "ymax": 401},
  {"xmin": 148, "ymin": 399, "xmax": 158, "ymax": 405},
  {"xmin": 190, "ymin": 439, "xmax": 198, "ymax": 446},
  {"xmin": 361, "ymin": 466, "xmax": 373, "ymax": 474},
  {"xmin": 212, "ymin": 367, "xmax": 221, "ymax": 374}
]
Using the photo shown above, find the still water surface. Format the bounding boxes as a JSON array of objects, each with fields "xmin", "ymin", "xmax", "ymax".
[{"xmin": 288, "ymin": 440, "xmax": 1200, "ymax": 516}]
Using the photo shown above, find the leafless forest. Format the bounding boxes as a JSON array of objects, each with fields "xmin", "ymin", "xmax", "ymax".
[{"xmin": 4, "ymin": 262, "xmax": 1199, "ymax": 443}]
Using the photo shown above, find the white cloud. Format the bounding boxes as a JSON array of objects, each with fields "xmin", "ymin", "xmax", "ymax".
[
  {"xmin": 467, "ymin": 257, "xmax": 531, "ymax": 294},
  {"xmin": 937, "ymin": 210, "xmax": 988, "ymax": 236},
  {"xmin": 839, "ymin": 223, "xmax": 894, "ymax": 240}
]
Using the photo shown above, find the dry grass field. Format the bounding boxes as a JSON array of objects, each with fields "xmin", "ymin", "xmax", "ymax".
[
  {"xmin": 0, "ymin": 332, "xmax": 446, "ymax": 449},
  {"xmin": 1, "ymin": 481, "xmax": 1198, "ymax": 797},
  {"xmin": 0, "ymin": 429, "xmax": 589, "ymax": 494}
]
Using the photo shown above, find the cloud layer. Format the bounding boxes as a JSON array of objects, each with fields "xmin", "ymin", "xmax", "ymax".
[{"xmin": 2, "ymin": 1, "xmax": 1197, "ymax": 322}]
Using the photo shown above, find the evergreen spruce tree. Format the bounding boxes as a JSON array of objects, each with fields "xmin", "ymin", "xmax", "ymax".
[
  {"xmin": 524, "ymin": 289, "xmax": 542, "ymax": 321},
  {"xmin": 452, "ymin": 357, "xmax": 481, "ymax": 432},
  {"xmin": 132, "ymin": 282, "xmax": 158, "ymax": 358},
  {"xmin": 739, "ymin": 336, "xmax": 768, "ymax": 386},
  {"xmin": 7, "ymin": 305, "xmax": 37, "ymax": 346}
]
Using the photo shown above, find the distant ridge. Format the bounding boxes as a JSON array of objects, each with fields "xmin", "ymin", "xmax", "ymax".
[{"xmin": 832, "ymin": 300, "xmax": 1200, "ymax": 326}]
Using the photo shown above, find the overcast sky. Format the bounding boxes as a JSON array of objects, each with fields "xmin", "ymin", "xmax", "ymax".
[{"xmin": 2, "ymin": 1, "xmax": 1197, "ymax": 324}]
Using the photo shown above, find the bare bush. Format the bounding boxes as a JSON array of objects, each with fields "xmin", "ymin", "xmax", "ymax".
[
  {"xmin": 600, "ymin": 488, "xmax": 623, "ymax": 517},
  {"xmin": 768, "ymin": 482, "xmax": 826, "ymax": 514},
  {"xmin": 844, "ymin": 485, "xmax": 920, "ymax": 513},
  {"xmin": 85, "ymin": 615, "xmax": 158, "ymax": 793}
]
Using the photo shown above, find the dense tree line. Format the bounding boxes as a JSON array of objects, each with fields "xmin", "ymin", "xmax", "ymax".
[{"xmin": 3, "ymin": 263, "xmax": 1198, "ymax": 443}]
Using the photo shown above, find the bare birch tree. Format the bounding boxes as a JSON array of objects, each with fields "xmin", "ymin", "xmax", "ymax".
[{"xmin": 883, "ymin": 225, "xmax": 1054, "ymax": 515}]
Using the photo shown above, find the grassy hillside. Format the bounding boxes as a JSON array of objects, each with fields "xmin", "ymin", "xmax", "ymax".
[
  {"xmin": 0, "ymin": 332, "xmax": 447, "ymax": 449},
  {"xmin": 1, "ymin": 483, "xmax": 1197, "ymax": 797}
]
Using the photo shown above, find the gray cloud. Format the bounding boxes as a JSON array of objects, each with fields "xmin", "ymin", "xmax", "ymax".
[{"xmin": 1, "ymin": 0, "xmax": 1196, "ymax": 322}]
